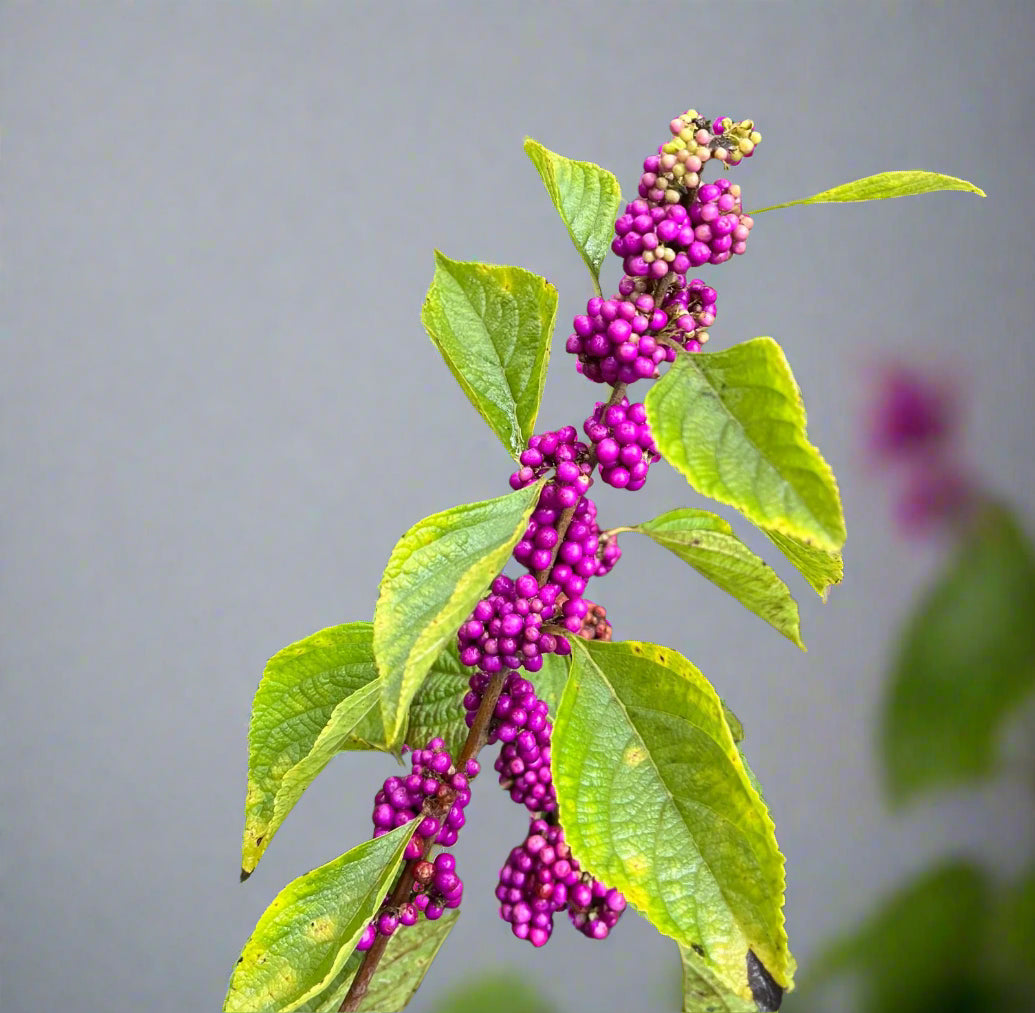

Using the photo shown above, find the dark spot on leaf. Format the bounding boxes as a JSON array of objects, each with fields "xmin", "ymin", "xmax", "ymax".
[
  {"xmin": 692, "ymin": 943, "xmax": 705, "ymax": 957},
  {"xmin": 691, "ymin": 538, "xmax": 701, "ymax": 546},
  {"xmin": 746, "ymin": 950, "xmax": 783, "ymax": 1011},
  {"xmin": 255, "ymin": 835, "xmax": 264, "ymax": 845},
  {"xmin": 239, "ymin": 868, "xmax": 252, "ymax": 883}
]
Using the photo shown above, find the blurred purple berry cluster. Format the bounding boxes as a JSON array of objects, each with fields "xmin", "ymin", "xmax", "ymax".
[{"xmin": 868, "ymin": 365, "xmax": 974, "ymax": 533}]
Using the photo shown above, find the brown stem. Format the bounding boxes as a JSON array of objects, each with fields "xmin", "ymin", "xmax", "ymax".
[{"xmin": 338, "ymin": 670, "xmax": 507, "ymax": 1012}]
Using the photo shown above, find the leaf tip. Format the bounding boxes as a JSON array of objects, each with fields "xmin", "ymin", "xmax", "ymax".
[{"xmin": 239, "ymin": 867, "xmax": 252, "ymax": 883}]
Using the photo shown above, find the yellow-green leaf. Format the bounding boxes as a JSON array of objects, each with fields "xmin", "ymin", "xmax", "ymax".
[
  {"xmin": 882, "ymin": 505, "xmax": 1035, "ymax": 802},
  {"xmin": 646, "ymin": 339, "xmax": 845, "ymax": 553},
  {"xmin": 241, "ymin": 623, "xmax": 382, "ymax": 878},
  {"xmin": 553, "ymin": 639, "xmax": 793, "ymax": 1005},
  {"xmin": 421, "ymin": 253, "xmax": 557, "ymax": 458},
  {"xmin": 752, "ymin": 170, "xmax": 985, "ymax": 214},
  {"xmin": 375, "ymin": 482, "xmax": 544, "ymax": 747},
  {"xmin": 765, "ymin": 529, "xmax": 844, "ymax": 601},
  {"xmin": 523, "ymin": 137, "xmax": 622, "ymax": 291},
  {"xmin": 629, "ymin": 508, "xmax": 804, "ymax": 649},
  {"xmin": 303, "ymin": 909, "xmax": 459, "ymax": 1012},
  {"xmin": 224, "ymin": 822, "xmax": 417, "ymax": 1012}
]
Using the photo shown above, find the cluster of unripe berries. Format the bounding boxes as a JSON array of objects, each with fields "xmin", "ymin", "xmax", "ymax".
[
  {"xmin": 358, "ymin": 741, "xmax": 479, "ymax": 949},
  {"xmin": 640, "ymin": 109, "xmax": 761, "ymax": 206},
  {"xmin": 578, "ymin": 602, "xmax": 612, "ymax": 641},
  {"xmin": 496, "ymin": 818, "xmax": 627, "ymax": 946}
]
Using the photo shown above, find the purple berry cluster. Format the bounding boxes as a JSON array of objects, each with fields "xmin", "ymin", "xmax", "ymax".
[
  {"xmin": 458, "ymin": 482, "xmax": 615, "ymax": 677},
  {"xmin": 457, "ymin": 573, "xmax": 564, "ymax": 675},
  {"xmin": 496, "ymin": 818, "xmax": 627, "ymax": 947},
  {"xmin": 358, "ymin": 739, "xmax": 480, "ymax": 951},
  {"xmin": 487, "ymin": 671, "xmax": 556, "ymax": 813},
  {"xmin": 583, "ymin": 397, "xmax": 659, "ymax": 491},
  {"xmin": 565, "ymin": 109, "xmax": 759, "ymax": 383},
  {"xmin": 371, "ymin": 739, "xmax": 475, "ymax": 856},
  {"xmin": 686, "ymin": 179, "xmax": 754, "ymax": 266},
  {"xmin": 508, "ymin": 426, "xmax": 592, "ymax": 502},
  {"xmin": 611, "ymin": 191, "xmax": 751, "ymax": 277},
  {"xmin": 566, "ymin": 292, "xmax": 675, "ymax": 384}
]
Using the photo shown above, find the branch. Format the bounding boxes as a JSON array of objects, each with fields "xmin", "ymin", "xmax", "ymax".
[
  {"xmin": 341, "ymin": 379, "xmax": 628, "ymax": 1010},
  {"xmin": 339, "ymin": 668, "xmax": 508, "ymax": 1012}
]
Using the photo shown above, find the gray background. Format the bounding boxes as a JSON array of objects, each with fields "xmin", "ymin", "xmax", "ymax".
[{"xmin": 3, "ymin": 3, "xmax": 1034, "ymax": 1011}]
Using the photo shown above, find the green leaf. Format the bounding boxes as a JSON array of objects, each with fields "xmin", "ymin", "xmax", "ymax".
[
  {"xmin": 808, "ymin": 861, "xmax": 995, "ymax": 1013},
  {"xmin": 721, "ymin": 700, "xmax": 745, "ymax": 744},
  {"xmin": 988, "ymin": 865, "xmax": 1035, "ymax": 1005},
  {"xmin": 646, "ymin": 339, "xmax": 845, "ymax": 553},
  {"xmin": 523, "ymin": 137, "xmax": 622, "ymax": 291},
  {"xmin": 303, "ymin": 910, "xmax": 459, "ymax": 1012},
  {"xmin": 882, "ymin": 504, "xmax": 1035, "ymax": 802},
  {"xmin": 679, "ymin": 944, "xmax": 757, "ymax": 1012},
  {"xmin": 375, "ymin": 482, "xmax": 545, "ymax": 748},
  {"xmin": 430, "ymin": 971, "xmax": 560, "ymax": 1013},
  {"xmin": 241, "ymin": 623, "xmax": 382, "ymax": 878},
  {"xmin": 224, "ymin": 822, "xmax": 417, "ymax": 1013},
  {"xmin": 553, "ymin": 638, "xmax": 793, "ymax": 1006},
  {"xmin": 628, "ymin": 508, "xmax": 804, "ymax": 649},
  {"xmin": 421, "ymin": 253, "xmax": 557, "ymax": 458},
  {"xmin": 752, "ymin": 170, "xmax": 985, "ymax": 214},
  {"xmin": 765, "ymin": 529, "xmax": 843, "ymax": 601}
]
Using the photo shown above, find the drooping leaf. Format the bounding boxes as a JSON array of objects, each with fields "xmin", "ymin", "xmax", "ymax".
[
  {"xmin": 421, "ymin": 253, "xmax": 557, "ymax": 458},
  {"xmin": 303, "ymin": 909, "xmax": 459, "ymax": 1012},
  {"xmin": 629, "ymin": 508, "xmax": 804, "ymax": 648},
  {"xmin": 375, "ymin": 482, "xmax": 544, "ymax": 747},
  {"xmin": 241, "ymin": 623, "xmax": 382, "ymax": 878},
  {"xmin": 679, "ymin": 943, "xmax": 757, "ymax": 1013},
  {"xmin": 646, "ymin": 340, "xmax": 845, "ymax": 553},
  {"xmin": 752, "ymin": 170, "xmax": 985, "ymax": 214},
  {"xmin": 523, "ymin": 137, "xmax": 622, "ymax": 291},
  {"xmin": 807, "ymin": 861, "xmax": 997, "ymax": 1013},
  {"xmin": 553, "ymin": 638, "xmax": 793, "ymax": 1005},
  {"xmin": 223, "ymin": 822, "xmax": 417, "ymax": 1013},
  {"xmin": 882, "ymin": 504, "xmax": 1035, "ymax": 802},
  {"xmin": 430, "ymin": 971, "xmax": 560, "ymax": 1013},
  {"xmin": 765, "ymin": 529, "xmax": 844, "ymax": 601}
]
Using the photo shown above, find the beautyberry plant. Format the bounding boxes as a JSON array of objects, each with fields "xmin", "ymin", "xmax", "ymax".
[{"xmin": 224, "ymin": 109, "xmax": 983, "ymax": 1013}]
